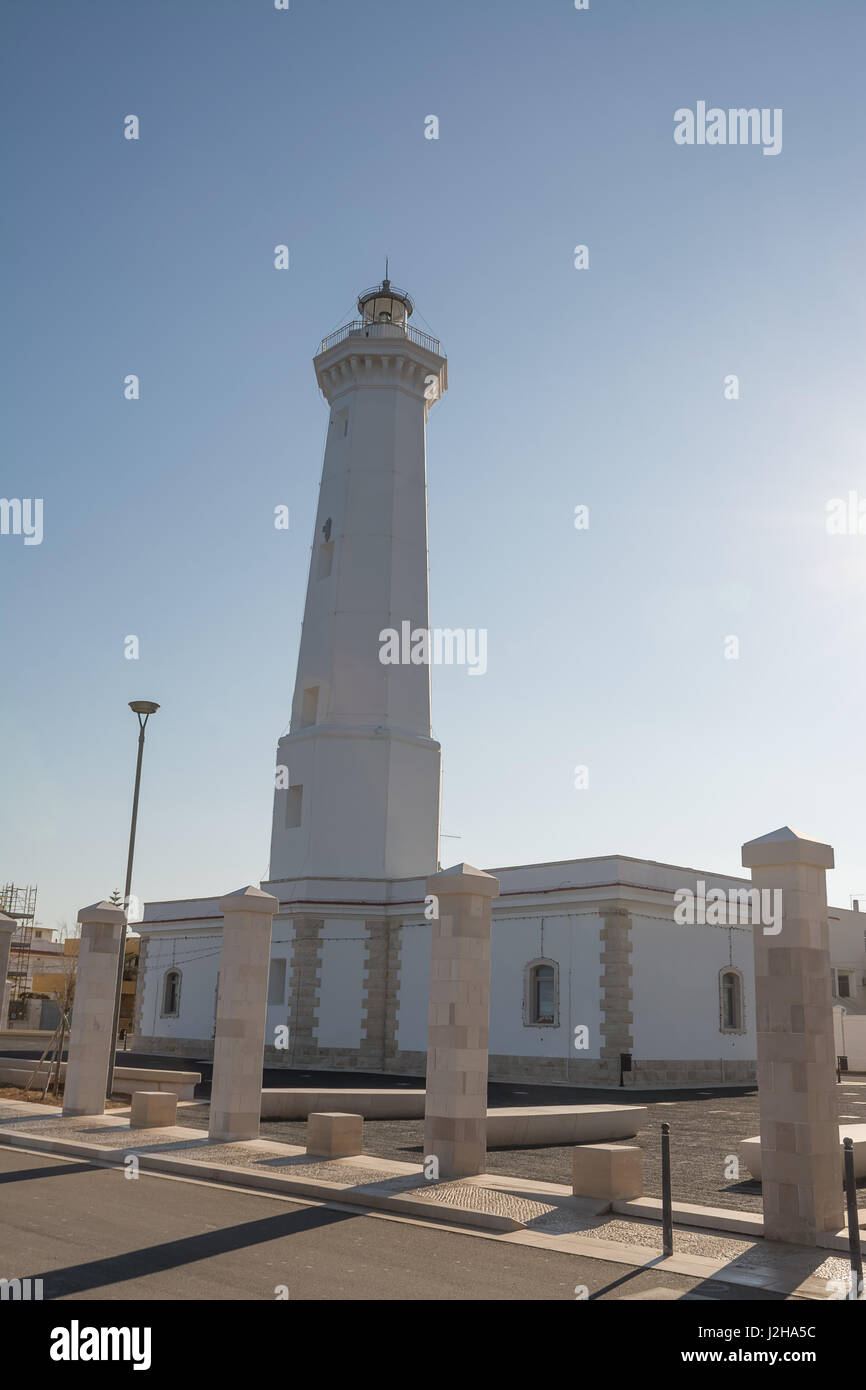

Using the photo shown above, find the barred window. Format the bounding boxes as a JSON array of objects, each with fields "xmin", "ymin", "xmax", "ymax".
[
  {"xmin": 525, "ymin": 958, "xmax": 558, "ymax": 1026},
  {"xmin": 720, "ymin": 969, "xmax": 744, "ymax": 1032},
  {"xmin": 162, "ymin": 969, "xmax": 181, "ymax": 1017}
]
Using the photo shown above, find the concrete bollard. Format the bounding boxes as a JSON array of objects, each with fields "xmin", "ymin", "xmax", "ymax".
[
  {"xmin": 130, "ymin": 1091, "xmax": 178, "ymax": 1129},
  {"xmin": 572, "ymin": 1143, "xmax": 643, "ymax": 1200},
  {"xmin": 307, "ymin": 1112, "xmax": 364, "ymax": 1158}
]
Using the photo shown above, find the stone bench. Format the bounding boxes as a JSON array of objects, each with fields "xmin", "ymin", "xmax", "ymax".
[
  {"xmin": 262, "ymin": 1088, "xmax": 425, "ymax": 1120},
  {"xmin": 0, "ymin": 1059, "xmax": 200, "ymax": 1101},
  {"xmin": 260, "ymin": 1092, "xmax": 647, "ymax": 1144},
  {"xmin": 485, "ymin": 1104, "xmax": 647, "ymax": 1147},
  {"xmin": 740, "ymin": 1124, "xmax": 866, "ymax": 1180},
  {"xmin": 572, "ymin": 1143, "xmax": 643, "ymax": 1199}
]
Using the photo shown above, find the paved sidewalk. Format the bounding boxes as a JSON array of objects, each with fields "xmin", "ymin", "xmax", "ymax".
[{"xmin": 0, "ymin": 1097, "xmax": 859, "ymax": 1300}]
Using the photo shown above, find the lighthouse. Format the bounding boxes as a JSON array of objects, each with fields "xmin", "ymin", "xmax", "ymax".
[{"xmin": 268, "ymin": 277, "xmax": 448, "ymax": 883}]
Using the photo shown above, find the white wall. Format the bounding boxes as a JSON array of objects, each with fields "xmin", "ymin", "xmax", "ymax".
[
  {"xmin": 834, "ymin": 1008, "xmax": 866, "ymax": 1071},
  {"xmin": 631, "ymin": 916, "xmax": 755, "ymax": 1058},
  {"xmin": 140, "ymin": 920, "xmax": 298, "ymax": 1053},
  {"xmin": 316, "ymin": 918, "xmax": 365, "ymax": 1050},
  {"xmin": 138, "ymin": 931, "xmax": 221, "ymax": 1041},
  {"xmin": 829, "ymin": 908, "xmax": 866, "ymax": 1014},
  {"xmin": 265, "ymin": 918, "xmax": 294, "ymax": 1049},
  {"xmin": 489, "ymin": 913, "xmax": 602, "ymax": 1060},
  {"xmin": 396, "ymin": 919, "xmax": 431, "ymax": 1053}
]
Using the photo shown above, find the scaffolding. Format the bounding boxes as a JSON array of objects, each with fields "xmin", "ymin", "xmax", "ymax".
[{"xmin": 0, "ymin": 883, "xmax": 38, "ymax": 1005}]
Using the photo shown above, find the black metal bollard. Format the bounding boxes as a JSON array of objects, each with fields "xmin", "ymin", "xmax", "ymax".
[
  {"xmin": 843, "ymin": 1137, "xmax": 863, "ymax": 1300},
  {"xmin": 661, "ymin": 1122, "xmax": 673, "ymax": 1257}
]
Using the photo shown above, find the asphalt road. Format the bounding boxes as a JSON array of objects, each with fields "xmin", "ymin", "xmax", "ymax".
[{"xmin": 0, "ymin": 1147, "xmax": 779, "ymax": 1302}]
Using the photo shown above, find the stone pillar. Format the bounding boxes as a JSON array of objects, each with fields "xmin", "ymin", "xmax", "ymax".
[
  {"xmin": 424, "ymin": 863, "xmax": 499, "ymax": 1179},
  {"xmin": 0, "ymin": 911, "xmax": 17, "ymax": 1029},
  {"xmin": 62, "ymin": 901, "xmax": 127, "ymax": 1117},
  {"xmin": 741, "ymin": 826, "xmax": 843, "ymax": 1243},
  {"xmin": 209, "ymin": 885, "xmax": 278, "ymax": 1143}
]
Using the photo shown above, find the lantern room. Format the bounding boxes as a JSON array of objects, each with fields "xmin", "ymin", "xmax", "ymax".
[{"xmin": 357, "ymin": 277, "xmax": 414, "ymax": 329}]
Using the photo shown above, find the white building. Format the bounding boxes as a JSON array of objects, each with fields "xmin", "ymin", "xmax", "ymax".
[{"xmin": 132, "ymin": 279, "xmax": 865, "ymax": 1087}]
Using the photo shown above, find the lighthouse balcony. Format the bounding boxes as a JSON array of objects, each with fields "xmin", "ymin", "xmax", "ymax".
[{"xmin": 319, "ymin": 319, "xmax": 440, "ymax": 356}]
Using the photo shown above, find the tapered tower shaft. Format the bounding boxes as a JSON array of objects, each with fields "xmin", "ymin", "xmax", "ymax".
[{"xmin": 269, "ymin": 280, "xmax": 447, "ymax": 882}]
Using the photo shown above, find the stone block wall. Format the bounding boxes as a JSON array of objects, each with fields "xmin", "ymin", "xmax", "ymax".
[
  {"xmin": 359, "ymin": 919, "xmax": 402, "ymax": 1070},
  {"xmin": 126, "ymin": 1035, "xmax": 757, "ymax": 1087},
  {"xmin": 285, "ymin": 915, "xmax": 322, "ymax": 1064},
  {"xmin": 599, "ymin": 904, "xmax": 634, "ymax": 1086}
]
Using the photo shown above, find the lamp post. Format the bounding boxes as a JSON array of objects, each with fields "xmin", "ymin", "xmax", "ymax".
[{"xmin": 106, "ymin": 700, "xmax": 159, "ymax": 1099}]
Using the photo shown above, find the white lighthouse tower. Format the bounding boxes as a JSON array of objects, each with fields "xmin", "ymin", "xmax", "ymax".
[{"xmin": 268, "ymin": 277, "xmax": 448, "ymax": 884}]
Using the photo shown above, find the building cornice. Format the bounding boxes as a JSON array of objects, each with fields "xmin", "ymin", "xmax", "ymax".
[{"xmin": 314, "ymin": 338, "xmax": 447, "ymax": 408}]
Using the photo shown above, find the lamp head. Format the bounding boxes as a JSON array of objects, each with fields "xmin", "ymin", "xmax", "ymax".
[{"xmin": 129, "ymin": 701, "xmax": 160, "ymax": 716}]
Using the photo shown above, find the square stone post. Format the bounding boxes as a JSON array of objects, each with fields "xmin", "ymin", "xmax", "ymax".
[
  {"xmin": 0, "ymin": 911, "xmax": 18, "ymax": 1029},
  {"xmin": 742, "ymin": 826, "xmax": 843, "ymax": 1243},
  {"xmin": 209, "ymin": 885, "xmax": 278, "ymax": 1143},
  {"xmin": 62, "ymin": 901, "xmax": 127, "ymax": 1117},
  {"xmin": 424, "ymin": 863, "xmax": 499, "ymax": 1179}
]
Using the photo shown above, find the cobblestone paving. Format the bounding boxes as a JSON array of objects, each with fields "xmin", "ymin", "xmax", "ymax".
[
  {"xmin": 548, "ymin": 1216, "xmax": 850, "ymax": 1285},
  {"xmin": 0, "ymin": 1109, "xmax": 208, "ymax": 1151},
  {"xmin": 181, "ymin": 1144, "xmax": 400, "ymax": 1189}
]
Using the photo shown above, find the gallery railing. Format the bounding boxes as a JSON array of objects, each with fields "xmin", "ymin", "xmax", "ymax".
[{"xmin": 318, "ymin": 320, "xmax": 440, "ymax": 355}]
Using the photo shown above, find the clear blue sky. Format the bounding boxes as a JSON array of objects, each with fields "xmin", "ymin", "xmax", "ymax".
[{"xmin": 2, "ymin": 0, "xmax": 864, "ymax": 932}]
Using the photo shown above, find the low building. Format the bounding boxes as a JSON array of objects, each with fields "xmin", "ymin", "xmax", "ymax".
[{"xmin": 131, "ymin": 858, "xmax": 863, "ymax": 1087}]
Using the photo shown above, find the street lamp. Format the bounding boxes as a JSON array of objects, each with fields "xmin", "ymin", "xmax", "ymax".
[{"xmin": 106, "ymin": 700, "xmax": 160, "ymax": 1098}]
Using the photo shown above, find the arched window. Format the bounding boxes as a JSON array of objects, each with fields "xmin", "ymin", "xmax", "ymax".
[
  {"xmin": 524, "ymin": 959, "xmax": 559, "ymax": 1027},
  {"xmin": 161, "ymin": 969, "xmax": 181, "ymax": 1018},
  {"xmin": 720, "ymin": 968, "xmax": 744, "ymax": 1033}
]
